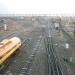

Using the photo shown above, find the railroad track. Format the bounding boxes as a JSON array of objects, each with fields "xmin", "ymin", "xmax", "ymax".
[
  {"xmin": 17, "ymin": 36, "xmax": 43, "ymax": 75},
  {"xmin": 1, "ymin": 38, "xmax": 32, "ymax": 74},
  {"xmin": 0, "ymin": 28, "xmax": 27, "ymax": 42},
  {"xmin": 3, "ymin": 33, "xmax": 42, "ymax": 75},
  {"xmin": 0, "ymin": 30, "xmax": 32, "ymax": 74},
  {"xmin": 0, "ymin": 32, "xmax": 15, "ymax": 41},
  {"xmin": 62, "ymin": 29, "xmax": 74, "ymax": 40},
  {"xmin": 44, "ymin": 28, "xmax": 63, "ymax": 75}
]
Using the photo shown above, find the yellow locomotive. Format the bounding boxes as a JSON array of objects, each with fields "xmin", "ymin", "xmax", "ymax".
[{"xmin": 0, "ymin": 37, "xmax": 21, "ymax": 71}]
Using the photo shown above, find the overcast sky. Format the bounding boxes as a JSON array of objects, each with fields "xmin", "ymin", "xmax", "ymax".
[{"xmin": 0, "ymin": 0, "xmax": 75, "ymax": 15}]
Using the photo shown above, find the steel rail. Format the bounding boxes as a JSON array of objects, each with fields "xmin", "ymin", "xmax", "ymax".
[{"xmin": 44, "ymin": 29, "xmax": 63, "ymax": 75}]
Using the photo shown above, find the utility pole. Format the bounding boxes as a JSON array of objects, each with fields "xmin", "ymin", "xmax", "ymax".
[{"xmin": 3, "ymin": 20, "xmax": 8, "ymax": 31}]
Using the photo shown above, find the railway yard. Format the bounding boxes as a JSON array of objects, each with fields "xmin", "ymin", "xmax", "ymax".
[{"xmin": 0, "ymin": 16, "xmax": 75, "ymax": 75}]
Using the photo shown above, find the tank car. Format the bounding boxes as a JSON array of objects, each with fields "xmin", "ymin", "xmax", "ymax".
[{"xmin": 0, "ymin": 37, "xmax": 21, "ymax": 71}]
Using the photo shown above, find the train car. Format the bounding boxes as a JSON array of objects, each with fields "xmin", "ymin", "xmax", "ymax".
[{"xmin": 0, "ymin": 37, "xmax": 21, "ymax": 71}]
